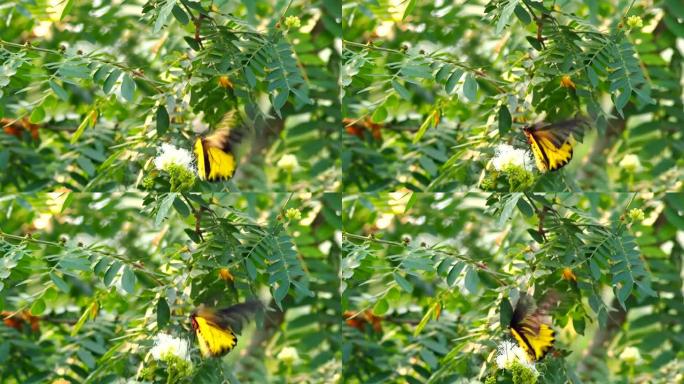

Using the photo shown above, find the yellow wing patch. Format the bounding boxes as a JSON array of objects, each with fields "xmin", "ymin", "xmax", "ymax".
[
  {"xmin": 524, "ymin": 119, "xmax": 585, "ymax": 172},
  {"xmin": 525, "ymin": 131, "xmax": 574, "ymax": 172},
  {"xmin": 194, "ymin": 316, "xmax": 237, "ymax": 358},
  {"xmin": 511, "ymin": 323, "xmax": 555, "ymax": 361},
  {"xmin": 193, "ymin": 138, "xmax": 206, "ymax": 179},
  {"xmin": 193, "ymin": 134, "xmax": 237, "ymax": 181}
]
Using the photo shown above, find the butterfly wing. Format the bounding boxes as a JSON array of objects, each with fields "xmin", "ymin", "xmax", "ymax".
[
  {"xmin": 193, "ymin": 315, "xmax": 237, "ymax": 357},
  {"xmin": 509, "ymin": 292, "xmax": 557, "ymax": 361},
  {"xmin": 511, "ymin": 318, "xmax": 555, "ymax": 361},
  {"xmin": 194, "ymin": 110, "xmax": 241, "ymax": 181},
  {"xmin": 214, "ymin": 300, "xmax": 262, "ymax": 334},
  {"xmin": 192, "ymin": 129, "xmax": 236, "ymax": 181},
  {"xmin": 524, "ymin": 119, "xmax": 586, "ymax": 172},
  {"xmin": 193, "ymin": 138, "xmax": 208, "ymax": 179},
  {"xmin": 205, "ymin": 142, "xmax": 236, "ymax": 181}
]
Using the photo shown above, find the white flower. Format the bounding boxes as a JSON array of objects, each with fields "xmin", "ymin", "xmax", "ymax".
[
  {"xmin": 154, "ymin": 143, "xmax": 194, "ymax": 172},
  {"xmin": 619, "ymin": 154, "xmax": 641, "ymax": 172},
  {"xmin": 491, "ymin": 144, "xmax": 535, "ymax": 172},
  {"xmin": 277, "ymin": 346, "xmax": 300, "ymax": 363},
  {"xmin": 277, "ymin": 154, "xmax": 300, "ymax": 172},
  {"xmin": 150, "ymin": 333, "xmax": 191, "ymax": 362},
  {"xmin": 495, "ymin": 340, "xmax": 538, "ymax": 375},
  {"xmin": 619, "ymin": 346, "xmax": 642, "ymax": 363}
]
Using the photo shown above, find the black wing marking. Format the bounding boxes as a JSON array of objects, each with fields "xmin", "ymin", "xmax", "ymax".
[
  {"xmin": 529, "ymin": 118, "xmax": 587, "ymax": 145},
  {"xmin": 215, "ymin": 300, "xmax": 262, "ymax": 334},
  {"xmin": 201, "ymin": 139, "xmax": 211, "ymax": 179}
]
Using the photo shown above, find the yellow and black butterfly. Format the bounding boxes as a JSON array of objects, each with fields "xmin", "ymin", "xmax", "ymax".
[
  {"xmin": 190, "ymin": 300, "xmax": 261, "ymax": 358},
  {"xmin": 193, "ymin": 111, "xmax": 241, "ymax": 182},
  {"xmin": 522, "ymin": 119, "xmax": 586, "ymax": 172},
  {"xmin": 508, "ymin": 292, "xmax": 558, "ymax": 361}
]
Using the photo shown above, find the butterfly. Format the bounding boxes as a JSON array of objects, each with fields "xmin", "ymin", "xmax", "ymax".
[
  {"xmin": 190, "ymin": 300, "xmax": 261, "ymax": 358},
  {"xmin": 508, "ymin": 292, "xmax": 558, "ymax": 361},
  {"xmin": 193, "ymin": 111, "xmax": 241, "ymax": 182},
  {"xmin": 522, "ymin": 118, "xmax": 586, "ymax": 172}
]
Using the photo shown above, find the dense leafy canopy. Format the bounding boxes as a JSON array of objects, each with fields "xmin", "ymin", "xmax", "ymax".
[
  {"xmin": 342, "ymin": 192, "xmax": 684, "ymax": 383},
  {"xmin": 2, "ymin": 0, "xmax": 684, "ymax": 383},
  {"xmin": 342, "ymin": 0, "xmax": 683, "ymax": 192},
  {"xmin": 1, "ymin": 0, "xmax": 339, "ymax": 192},
  {"xmin": 1, "ymin": 192, "xmax": 340, "ymax": 383}
]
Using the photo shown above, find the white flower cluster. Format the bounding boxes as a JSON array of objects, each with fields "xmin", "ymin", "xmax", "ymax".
[
  {"xmin": 277, "ymin": 154, "xmax": 300, "ymax": 172},
  {"xmin": 491, "ymin": 144, "xmax": 535, "ymax": 172},
  {"xmin": 495, "ymin": 340, "xmax": 538, "ymax": 375},
  {"xmin": 154, "ymin": 143, "xmax": 194, "ymax": 173},
  {"xmin": 277, "ymin": 346, "xmax": 300, "ymax": 363},
  {"xmin": 150, "ymin": 333, "xmax": 191, "ymax": 363}
]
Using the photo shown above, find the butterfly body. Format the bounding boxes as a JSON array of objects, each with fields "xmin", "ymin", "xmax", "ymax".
[
  {"xmin": 190, "ymin": 301, "xmax": 261, "ymax": 358},
  {"xmin": 508, "ymin": 292, "xmax": 557, "ymax": 361},
  {"xmin": 523, "ymin": 119, "xmax": 586, "ymax": 172}
]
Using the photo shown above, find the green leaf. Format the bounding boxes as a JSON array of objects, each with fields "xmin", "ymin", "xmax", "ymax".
[
  {"xmin": 498, "ymin": 105, "xmax": 511, "ymax": 135},
  {"xmin": 419, "ymin": 348, "xmax": 438, "ymax": 368},
  {"xmin": 172, "ymin": 5, "xmax": 189, "ymax": 24},
  {"xmin": 393, "ymin": 272, "xmax": 413, "ymax": 293},
  {"xmin": 49, "ymin": 80, "xmax": 69, "ymax": 101},
  {"xmin": 614, "ymin": 90, "xmax": 631, "ymax": 116},
  {"xmin": 274, "ymin": 282, "xmax": 290, "ymax": 307},
  {"xmin": 102, "ymin": 69, "xmax": 122, "ymax": 94},
  {"xmin": 373, "ymin": 298, "xmax": 389, "ymax": 316},
  {"xmin": 526, "ymin": 36, "xmax": 543, "ymax": 51},
  {"xmin": 499, "ymin": 193, "xmax": 522, "ymax": 226},
  {"xmin": 29, "ymin": 106, "xmax": 45, "ymax": 123},
  {"xmin": 244, "ymin": 67, "xmax": 257, "ymax": 87},
  {"xmin": 77, "ymin": 348, "xmax": 96, "ymax": 369},
  {"xmin": 435, "ymin": 64, "xmax": 453, "ymax": 82},
  {"xmin": 184, "ymin": 36, "xmax": 201, "ymax": 50},
  {"xmin": 403, "ymin": 0, "xmax": 416, "ymax": 20},
  {"xmin": 157, "ymin": 298, "xmax": 170, "ymax": 328},
  {"xmin": 59, "ymin": 0, "xmax": 74, "ymax": 20},
  {"xmin": 445, "ymin": 69, "xmax": 463, "ymax": 94},
  {"xmin": 616, "ymin": 281, "xmax": 633, "ymax": 309},
  {"xmin": 245, "ymin": 258, "xmax": 257, "ymax": 279},
  {"xmin": 463, "ymin": 74, "xmax": 478, "ymax": 102},
  {"xmin": 273, "ymin": 90, "xmax": 289, "ymax": 111},
  {"xmin": 464, "ymin": 267, "xmax": 479, "ymax": 294},
  {"xmin": 71, "ymin": 302, "xmax": 93, "ymax": 336},
  {"xmin": 516, "ymin": 198, "xmax": 533, "ymax": 217},
  {"xmin": 154, "ymin": 0, "xmax": 176, "ymax": 32},
  {"xmin": 50, "ymin": 272, "xmax": 70, "ymax": 293},
  {"xmin": 447, "ymin": 262, "xmax": 465, "ymax": 286},
  {"xmin": 172, "ymin": 196, "xmax": 190, "ymax": 217},
  {"xmin": 30, "ymin": 299, "xmax": 46, "ymax": 316},
  {"xmin": 589, "ymin": 258, "xmax": 601, "ymax": 280},
  {"xmin": 121, "ymin": 266, "xmax": 136, "ymax": 294},
  {"xmin": 500, "ymin": 298, "xmax": 513, "ymax": 329},
  {"xmin": 514, "ymin": 4, "xmax": 531, "ymax": 24},
  {"xmin": 371, "ymin": 107, "xmax": 387, "ymax": 123},
  {"xmin": 496, "ymin": 0, "xmax": 520, "ymax": 34},
  {"xmin": 156, "ymin": 193, "xmax": 177, "ymax": 227},
  {"xmin": 120, "ymin": 74, "xmax": 136, "ymax": 102},
  {"xmin": 414, "ymin": 301, "xmax": 437, "ymax": 336},
  {"xmin": 104, "ymin": 261, "xmax": 122, "ymax": 287},
  {"xmin": 413, "ymin": 110, "xmax": 436, "ymax": 143},
  {"xmin": 391, "ymin": 80, "xmax": 411, "ymax": 100},
  {"xmin": 156, "ymin": 105, "xmax": 169, "ymax": 135},
  {"xmin": 70, "ymin": 109, "xmax": 97, "ymax": 144}
]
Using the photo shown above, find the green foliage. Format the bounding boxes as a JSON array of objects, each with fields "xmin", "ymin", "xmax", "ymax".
[
  {"xmin": 342, "ymin": 192, "xmax": 684, "ymax": 383},
  {"xmin": 0, "ymin": 192, "xmax": 340, "ymax": 383},
  {"xmin": 0, "ymin": 0, "xmax": 339, "ymax": 192},
  {"xmin": 342, "ymin": 0, "xmax": 682, "ymax": 192}
]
